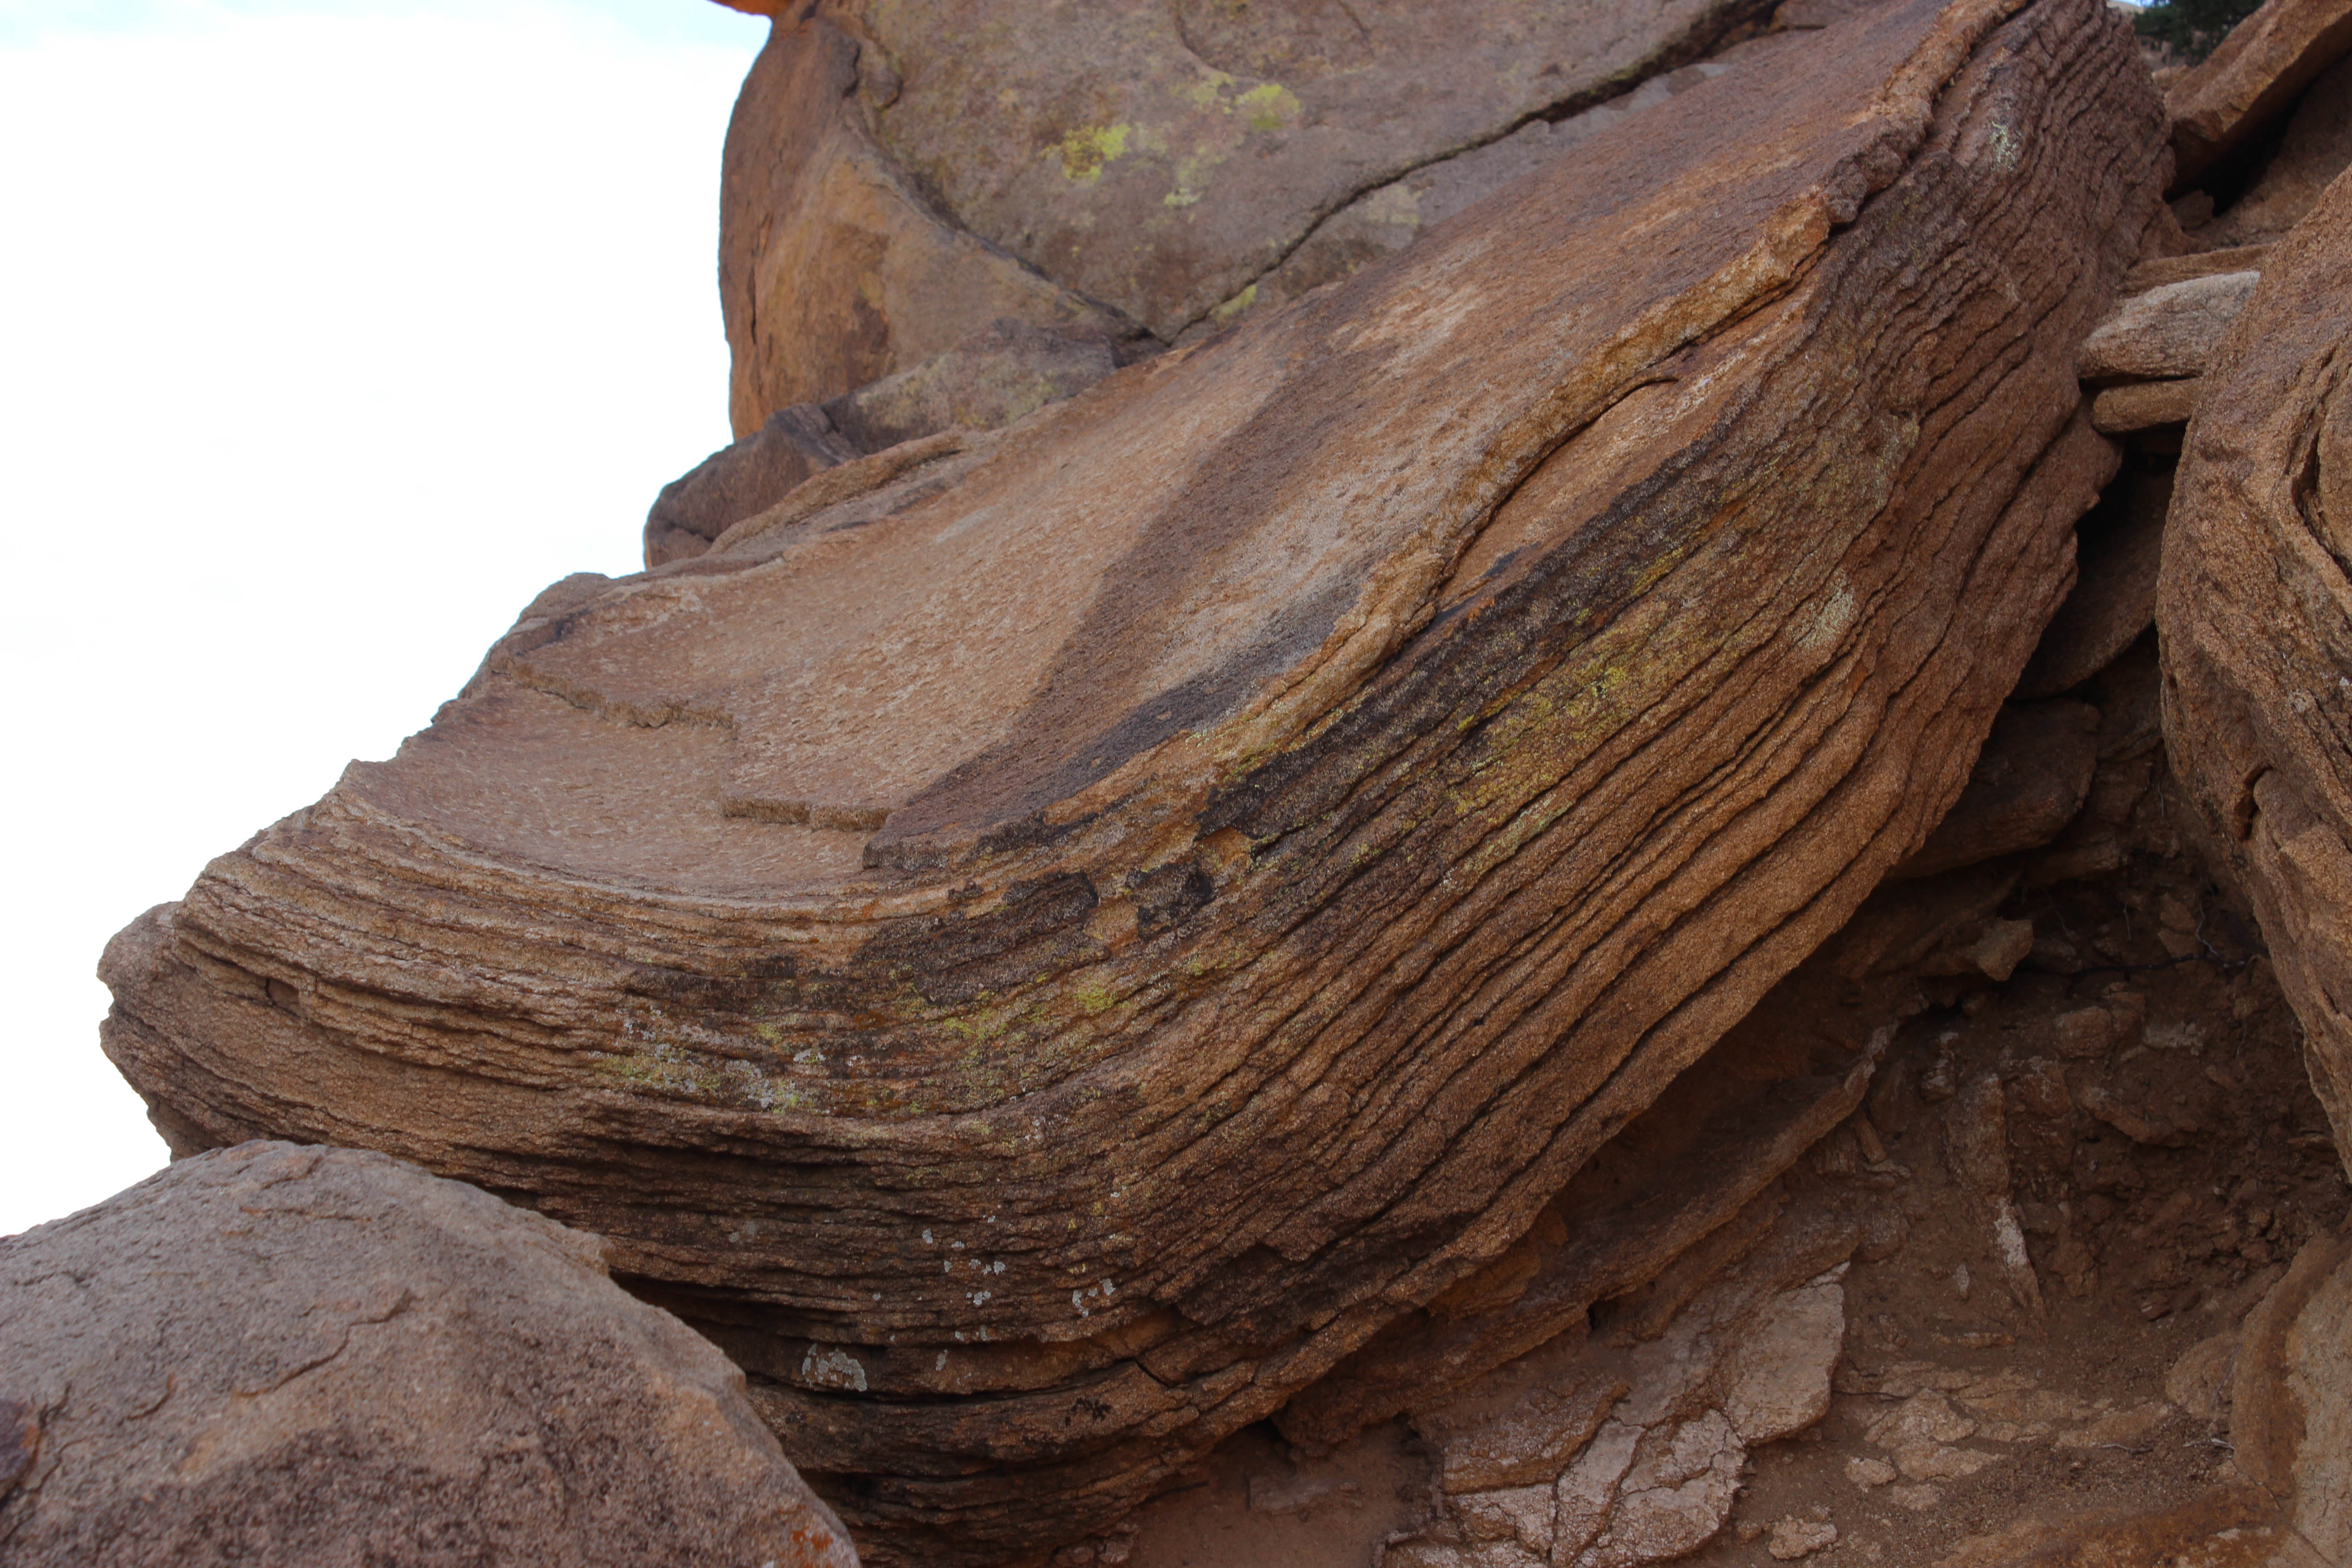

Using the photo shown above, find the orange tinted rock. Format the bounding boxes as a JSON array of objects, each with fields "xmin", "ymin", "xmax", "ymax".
[
  {"xmin": 101, "ymin": 0, "xmax": 2163, "ymax": 1559},
  {"xmin": 2159, "ymin": 167, "xmax": 2352, "ymax": 1176}
]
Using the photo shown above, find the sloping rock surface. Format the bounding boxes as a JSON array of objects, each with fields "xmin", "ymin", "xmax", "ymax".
[
  {"xmin": 101, "ymin": 0, "xmax": 2162, "ymax": 1559},
  {"xmin": 2160, "ymin": 167, "xmax": 2352, "ymax": 1175},
  {"xmin": 0, "ymin": 1141, "xmax": 856, "ymax": 1568},
  {"xmin": 2166, "ymin": 0, "xmax": 2352, "ymax": 189}
]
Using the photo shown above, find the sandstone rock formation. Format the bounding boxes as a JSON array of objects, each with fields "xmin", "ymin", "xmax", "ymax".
[
  {"xmin": 0, "ymin": 1141, "xmax": 856, "ymax": 1568},
  {"xmin": 718, "ymin": 0, "xmax": 1792, "ymax": 433},
  {"xmin": 2161, "ymin": 167, "xmax": 2352, "ymax": 1175},
  {"xmin": 101, "ymin": 0, "xmax": 2168, "ymax": 1559},
  {"xmin": 2165, "ymin": 0, "xmax": 2352, "ymax": 190}
]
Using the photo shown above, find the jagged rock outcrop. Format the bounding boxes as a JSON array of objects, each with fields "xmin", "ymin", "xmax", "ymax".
[
  {"xmin": 100, "ymin": 0, "xmax": 2165, "ymax": 1558},
  {"xmin": 2160, "ymin": 167, "xmax": 2352, "ymax": 1173},
  {"xmin": 0, "ymin": 1141, "xmax": 857, "ymax": 1568}
]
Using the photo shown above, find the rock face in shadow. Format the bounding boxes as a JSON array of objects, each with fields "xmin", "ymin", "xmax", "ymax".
[
  {"xmin": 0, "ymin": 1142, "xmax": 857, "ymax": 1568},
  {"xmin": 98, "ymin": 0, "xmax": 2164, "ymax": 1559},
  {"xmin": 2160, "ymin": 167, "xmax": 2352, "ymax": 1176}
]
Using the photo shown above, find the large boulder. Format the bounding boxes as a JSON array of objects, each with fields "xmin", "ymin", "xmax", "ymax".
[
  {"xmin": 2159, "ymin": 167, "xmax": 2352, "ymax": 1173},
  {"xmin": 0, "ymin": 1141, "xmax": 857, "ymax": 1568},
  {"xmin": 717, "ymin": 0, "xmax": 1791, "ymax": 431},
  {"xmin": 100, "ymin": 0, "xmax": 2164, "ymax": 1559}
]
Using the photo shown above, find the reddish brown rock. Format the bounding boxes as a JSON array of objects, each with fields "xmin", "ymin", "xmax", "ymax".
[
  {"xmin": 2193, "ymin": 50, "xmax": 2352, "ymax": 248},
  {"xmin": 2015, "ymin": 460, "xmax": 2170, "ymax": 696},
  {"xmin": 646, "ymin": 403, "xmax": 859, "ymax": 568},
  {"xmin": 718, "ymin": 12, "xmax": 1139, "ymax": 432},
  {"xmin": 2166, "ymin": 0, "xmax": 2352, "ymax": 189},
  {"xmin": 0, "ymin": 1142, "xmax": 856, "ymax": 1568},
  {"xmin": 2160, "ymin": 167, "xmax": 2352, "ymax": 1175},
  {"xmin": 721, "ymin": 0, "xmax": 1791, "ymax": 428},
  {"xmin": 100, "ymin": 0, "xmax": 2163, "ymax": 1559},
  {"xmin": 1890, "ymin": 701, "xmax": 2102, "ymax": 878}
]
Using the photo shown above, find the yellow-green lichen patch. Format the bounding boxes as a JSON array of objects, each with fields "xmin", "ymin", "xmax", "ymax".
[
  {"xmin": 1050, "ymin": 122, "xmax": 1132, "ymax": 184},
  {"xmin": 1235, "ymin": 82, "xmax": 1301, "ymax": 133}
]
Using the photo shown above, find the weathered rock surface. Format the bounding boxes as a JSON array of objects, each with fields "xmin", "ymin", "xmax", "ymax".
[
  {"xmin": 102, "ymin": 0, "xmax": 2163, "ymax": 1558},
  {"xmin": 2195, "ymin": 50, "xmax": 2352, "ymax": 249},
  {"xmin": 1385, "ymin": 1235, "xmax": 1854, "ymax": 1568},
  {"xmin": 2160, "ymin": 167, "xmax": 2352, "ymax": 1173},
  {"xmin": 2077, "ymin": 270, "xmax": 2260, "ymax": 381},
  {"xmin": 821, "ymin": 318, "xmax": 1117, "ymax": 457},
  {"xmin": 649, "ymin": 322, "xmax": 1119, "ymax": 568},
  {"xmin": 0, "ymin": 1141, "xmax": 856, "ymax": 1568},
  {"xmin": 647, "ymin": 403, "xmax": 861, "ymax": 568},
  {"xmin": 2166, "ymin": 0, "xmax": 2352, "ymax": 190},
  {"xmin": 728, "ymin": 0, "xmax": 1788, "ymax": 402},
  {"xmin": 718, "ymin": 11, "xmax": 1139, "ymax": 433},
  {"xmin": 1890, "ymin": 701, "xmax": 2101, "ymax": 878}
]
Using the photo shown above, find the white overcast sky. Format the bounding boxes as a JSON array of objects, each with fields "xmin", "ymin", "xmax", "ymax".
[{"xmin": 0, "ymin": 0, "xmax": 769, "ymax": 1235}]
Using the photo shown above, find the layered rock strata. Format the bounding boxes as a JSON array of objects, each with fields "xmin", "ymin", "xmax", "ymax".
[
  {"xmin": 0, "ymin": 1142, "xmax": 856, "ymax": 1568},
  {"xmin": 2160, "ymin": 167, "xmax": 2352, "ymax": 1174},
  {"xmin": 102, "ymin": 0, "xmax": 2164, "ymax": 1558}
]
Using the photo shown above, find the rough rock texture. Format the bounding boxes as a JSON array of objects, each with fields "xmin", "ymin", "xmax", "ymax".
[
  {"xmin": 647, "ymin": 403, "xmax": 861, "ymax": 568},
  {"xmin": 718, "ymin": 11, "xmax": 1140, "ymax": 432},
  {"xmin": 1384, "ymin": 1248, "xmax": 1854, "ymax": 1568},
  {"xmin": 2165, "ymin": 0, "xmax": 2352, "ymax": 189},
  {"xmin": 2195, "ymin": 51, "xmax": 2352, "ymax": 249},
  {"xmin": 723, "ymin": 0, "xmax": 1790, "ymax": 425},
  {"xmin": 102, "ymin": 0, "xmax": 2164, "ymax": 1559},
  {"xmin": 2160, "ymin": 167, "xmax": 2352, "ymax": 1172},
  {"xmin": 2077, "ymin": 270, "xmax": 2260, "ymax": 381},
  {"xmin": 648, "ymin": 323, "xmax": 1119, "ymax": 569},
  {"xmin": 1889, "ymin": 701, "xmax": 2100, "ymax": 879},
  {"xmin": 821, "ymin": 318, "xmax": 1117, "ymax": 456},
  {"xmin": 0, "ymin": 1141, "xmax": 856, "ymax": 1568}
]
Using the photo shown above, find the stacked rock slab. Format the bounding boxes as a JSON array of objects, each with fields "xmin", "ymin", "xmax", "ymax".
[
  {"xmin": 2160, "ymin": 166, "xmax": 2352, "ymax": 1175},
  {"xmin": 100, "ymin": 0, "xmax": 2162, "ymax": 1558},
  {"xmin": 0, "ymin": 1142, "xmax": 857, "ymax": 1568}
]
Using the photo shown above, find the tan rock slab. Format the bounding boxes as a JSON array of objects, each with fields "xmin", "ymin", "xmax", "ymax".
[
  {"xmin": 2090, "ymin": 377, "xmax": 2201, "ymax": 431},
  {"xmin": 2078, "ymin": 270, "xmax": 2261, "ymax": 380}
]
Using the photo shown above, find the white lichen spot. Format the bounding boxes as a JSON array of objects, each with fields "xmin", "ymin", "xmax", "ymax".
[
  {"xmin": 1790, "ymin": 570, "xmax": 1856, "ymax": 651},
  {"xmin": 800, "ymin": 1345, "xmax": 869, "ymax": 1393}
]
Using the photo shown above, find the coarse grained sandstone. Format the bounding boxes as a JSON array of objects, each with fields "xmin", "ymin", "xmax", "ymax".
[
  {"xmin": 100, "ymin": 0, "xmax": 2163, "ymax": 1558},
  {"xmin": 2159, "ymin": 167, "xmax": 2352, "ymax": 1176},
  {"xmin": 0, "ymin": 1142, "xmax": 856, "ymax": 1568}
]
